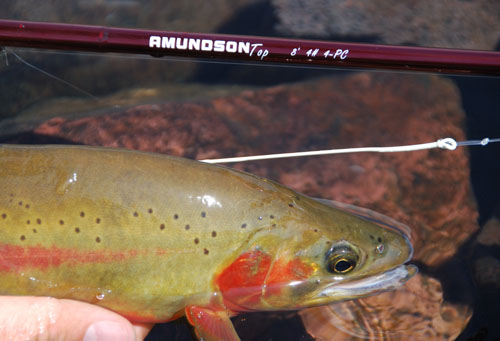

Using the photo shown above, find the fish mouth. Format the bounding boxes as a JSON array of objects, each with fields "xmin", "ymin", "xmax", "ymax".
[{"xmin": 314, "ymin": 264, "xmax": 418, "ymax": 303}]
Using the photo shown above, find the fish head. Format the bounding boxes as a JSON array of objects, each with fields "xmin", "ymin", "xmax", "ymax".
[{"xmin": 215, "ymin": 196, "xmax": 417, "ymax": 312}]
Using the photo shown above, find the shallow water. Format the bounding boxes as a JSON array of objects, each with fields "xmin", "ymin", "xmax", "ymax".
[{"xmin": 1, "ymin": 2, "xmax": 499, "ymax": 340}]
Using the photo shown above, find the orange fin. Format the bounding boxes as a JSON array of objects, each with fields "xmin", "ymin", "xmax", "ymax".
[{"xmin": 185, "ymin": 306, "xmax": 240, "ymax": 341}]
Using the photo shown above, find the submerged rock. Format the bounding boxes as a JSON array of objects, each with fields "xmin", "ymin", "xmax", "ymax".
[
  {"xmin": 299, "ymin": 273, "xmax": 472, "ymax": 340},
  {"xmin": 272, "ymin": 0, "xmax": 500, "ymax": 50},
  {"xmin": 32, "ymin": 72, "xmax": 478, "ymax": 339},
  {"xmin": 471, "ymin": 213, "xmax": 500, "ymax": 296}
]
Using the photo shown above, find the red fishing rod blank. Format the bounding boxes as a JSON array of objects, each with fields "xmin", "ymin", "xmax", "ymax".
[{"xmin": 0, "ymin": 19, "xmax": 499, "ymax": 76}]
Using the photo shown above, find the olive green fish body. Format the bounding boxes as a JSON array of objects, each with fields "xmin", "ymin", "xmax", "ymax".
[
  {"xmin": 0, "ymin": 146, "xmax": 296, "ymax": 320},
  {"xmin": 0, "ymin": 145, "xmax": 415, "ymax": 339}
]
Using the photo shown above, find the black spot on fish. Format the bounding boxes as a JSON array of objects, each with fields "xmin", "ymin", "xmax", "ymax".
[
  {"xmin": 25, "ymin": 204, "xmax": 30, "ymax": 209},
  {"xmin": 174, "ymin": 214, "xmax": 179, "ymax": 220},
  {"xmin": 288, "ymin": 203, "xmax": 294, "ymax": 208},
  {"xmin": 20, "ymin": 235, "xmax": 25, "ymax": 241},
  {"xmin": 148, "ymin": 208, "xmax": 153, "ymax": 214},
  {"xmin": 160, "ymin": 224, "xmax": 165, "ymax": 230},
  {"xmin": 204, "ymin": 248, "xmax": 209, "ymax": 255},
  {"xmin": 1, "ymin": 213, "xmax": 6, "ymax": 219},
  {"xmin": 241, "ymin": 223, "xmax": 247, "ymax": 228},
  {"xmin": 194, "ymin": 238, "xmax": 199, "ymax": 244},
  {"xmin": 26, "ymin": 220, "xmax": 30, "ymax": 225},
  {"xmin": 96, "ymin": 237, "xmax": 101, "ymax": 243},
  {"xmin": 36, "ymin": 218, "xmax": 41, "ymax": 224},
  {"xmin": 377, "ymin": 237, "xmax": 382, "ymax": 243},
  {"xmin": 80, "ymin": 212, "xmax": 85, "ymax": 217},
  {"xmin": 314, "ymin": 229, "xmax": 318, "ymax": 232},
  {"xmin": 75, "ymin": 227, "xmax": 80, "ymax": 233},
  {"xmin": 32, "ymin": 229, "xmax": 37, "ymax": 233},
  {"xmin": 133, "ymin": 212, "xmax": 138, "ymax": 217},
  {"xmin": 185, "ymin": 224, "xmax": 190, "ymax": 230},
  {"xmin": 201, "ymin": 212, "xmax": 206, "ymax": 218},
  {"xmin": 270, "ymin": 215, "xmax": 274, "ymax": 219},
  {"xmin": 59, "ymin": 220, "xmax": 64, "ymax": 225},
  {"xmin": 212, "ymin": 231, "xmax": 217, "ymax": 237},
  {"xmin": 18, "ymin": 201, "xmax": 22, "ymax": 206},
  {"xmin": 272, "ymin": 224, "xmax": 277, "ymax": 227},
  {"xmin": 96, "ymin": 218, "xmax": 101, "ymax": 224}
]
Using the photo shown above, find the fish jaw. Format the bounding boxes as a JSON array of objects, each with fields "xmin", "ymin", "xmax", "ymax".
[{"xmin": 309, "ymin": 264, "xmax": 418, "ymax": 305}]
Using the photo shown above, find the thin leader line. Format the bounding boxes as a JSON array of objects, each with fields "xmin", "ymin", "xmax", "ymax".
[
  {"xmin": 9, "ymin": 47, "xmax": 491, "ymax": 79},
  {"xmin": 3, "ymin": 47, "xmax": 98, "ymax": 100}
]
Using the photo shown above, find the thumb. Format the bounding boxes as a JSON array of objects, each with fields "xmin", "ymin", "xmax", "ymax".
[{"xmin": 0, "ymin": 296, "xmax": 153, "ymax": 340}]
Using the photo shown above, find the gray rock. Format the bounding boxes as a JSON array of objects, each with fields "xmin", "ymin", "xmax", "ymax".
[
  {"xmin": 476, "ymin": 217, "xmax": 500, "ymax": 246},
  {"xmin": 474, "ymin": 256, "xmax": 500, "ymax": 286},
  {"xmin": 272, "ymin": 0, "xmax": 500, "ymax": 50}
]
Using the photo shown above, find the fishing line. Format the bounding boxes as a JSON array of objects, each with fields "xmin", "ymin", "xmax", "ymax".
[
  {"xmin": 456, "ymin": 137, "xmax": 500, "ymax": 146},
  {"xmin": 3, "ymin": 47, "xmax": 98, "ymax": 100},
  {"xmin": 200, "ymin": 137, "xmax": 500, "ymax": 163},
  {"xmin": 9, "ymin": 47, "xmax": 464, "ymax": 78},
  {"xmin": 12, "ymin": 47, "xmax": 353, "ymax": 73},
  {"xmin": 1, "ymin": 47, "xmax": 9, "ymax": 66}
]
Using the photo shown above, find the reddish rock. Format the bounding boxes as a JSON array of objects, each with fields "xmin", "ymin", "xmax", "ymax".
[
  {"xmin": 35, "ymin": 73, "xmax": 479, "ymax": 267},
  {"xmin": 36, "ymin": 103, "xmax": 241, "ymax": 160}
]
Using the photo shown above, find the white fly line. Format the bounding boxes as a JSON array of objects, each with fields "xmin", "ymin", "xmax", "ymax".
[{"xmin": 200, "ymin": 137, "xmax": 500, "ymax": 164}]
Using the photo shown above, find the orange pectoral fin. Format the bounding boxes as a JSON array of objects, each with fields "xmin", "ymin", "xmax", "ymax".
[{"xmin": 186, "ymin": 306, "xmax": 240, "ymax": 341}]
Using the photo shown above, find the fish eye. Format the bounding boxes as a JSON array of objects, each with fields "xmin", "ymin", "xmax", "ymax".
[
  {"xmin": 329, "ymin": 256, "xmax": 356, "ymax": 273},
  {"xmin": 326, "ymin": 244, "xmax": 359, "ymax": 274}
]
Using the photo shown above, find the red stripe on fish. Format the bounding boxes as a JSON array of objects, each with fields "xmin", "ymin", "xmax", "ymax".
[{"xmin": 0, "ymin": 243, "xmax": 138, "ymax": 273}]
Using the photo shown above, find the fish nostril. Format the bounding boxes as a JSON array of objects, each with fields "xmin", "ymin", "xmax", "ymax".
[{"xmin": 376, "ymin": 244, "xmax": 384, "ymax": 253}]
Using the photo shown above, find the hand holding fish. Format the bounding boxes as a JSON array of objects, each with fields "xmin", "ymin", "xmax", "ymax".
[{"xmin": 0, "ymin": 295, "xmax": 152, "ymax": 340}]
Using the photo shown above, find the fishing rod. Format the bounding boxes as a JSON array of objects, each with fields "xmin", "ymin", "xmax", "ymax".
[{"xmin": 0, "ymin": 19, "xmax": 499, "ymax": 76}]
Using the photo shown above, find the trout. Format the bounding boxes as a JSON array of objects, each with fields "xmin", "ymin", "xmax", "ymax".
[{"xmin": 0, "ymin": 145, "xmax": 416, "ymax": 340}]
